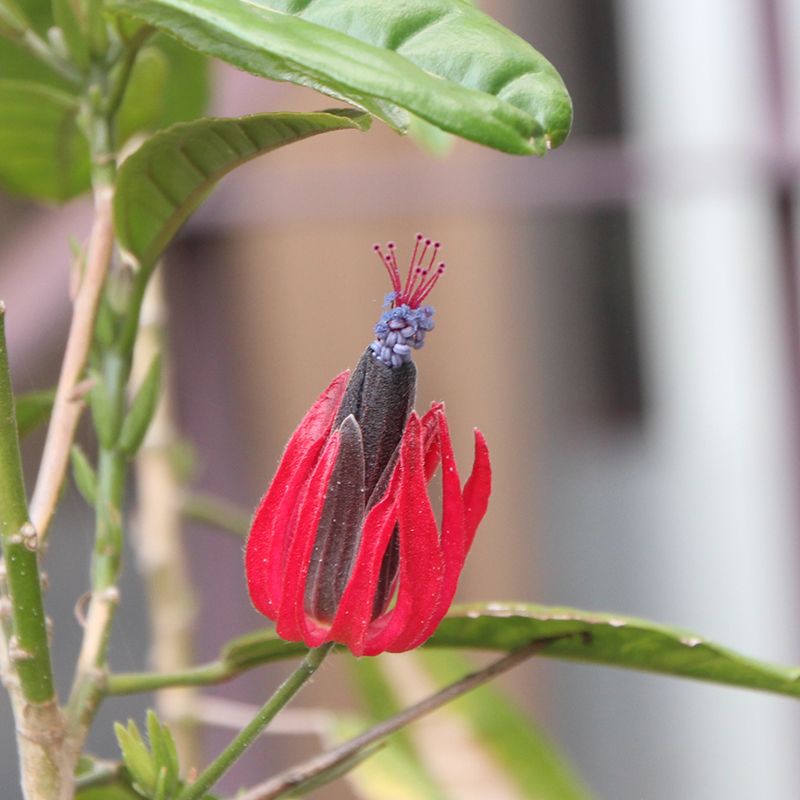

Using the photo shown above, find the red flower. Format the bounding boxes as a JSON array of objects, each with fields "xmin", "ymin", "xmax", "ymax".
[{"xmin": 245, "ymin": 238, "xmax": 491, "ymax": 656}]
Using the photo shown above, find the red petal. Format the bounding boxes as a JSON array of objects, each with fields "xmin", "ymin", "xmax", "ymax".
[
  {"xmin": 245, "ymin": 372, "xmax": 348, "ymax": 620},
  {"xmin": 426, "ymin": 410, "xmax": 467, "ymax": 627},
  {"xmin": 463, "ymin": 429, "xmax": 492, "ymax": 549},
  {"xmin": 275, "ymin": 432, "xmax": 341, "ymax": 643},
  {"xmin": 326, "ymin": 469, "xmax": 401, "ymax": 655},
  {"xmin": 420, "ymin": 402, "xmax": 444, "ymax": 481},
  {"xmin": 362, "ymin": 413, "xmax": 444, "ymax": 656}
]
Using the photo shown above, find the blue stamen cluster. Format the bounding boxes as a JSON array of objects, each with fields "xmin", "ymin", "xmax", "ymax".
[{"xmin": 370, "ymin": 295, "xmax": 435, "ymax": 368}]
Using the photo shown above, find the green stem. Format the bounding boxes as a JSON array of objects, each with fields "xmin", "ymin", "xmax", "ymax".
[
  {"xmin": 84, "ymin": 73, "xmax": 116, "ymax": 190},
  {"xmin": 65, "ymin": 55, "xmax": 145, "ymax": 743},
  {"xmin": 0, "ymin": 304, "xmax": 55, "ymax": 703},
  {"xmin": 108, "ymin": 661, "xmax": 244, "ymax": 695},
  {"xmin": 107, "ymin": 25, "xmax": 154, "ymax": 119},
  {"xmin": 117, "ymin": 270, "xmax": 150, "ymax": 357},
  {"xmin": 65, "ymin": 348, "xmax": 131, "ymax": 735},
  {"xmin": 0, "ymin": 305, "xmax": 67, "ymax": 799},
  {"xmin": 178, "ymin": 644, "xmax": 334, "ymax": 800}
]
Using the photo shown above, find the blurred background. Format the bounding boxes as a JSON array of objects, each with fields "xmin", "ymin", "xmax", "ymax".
[{"xmin": 4, "ymin": 0, "xmax": 800, "ymax": 797}]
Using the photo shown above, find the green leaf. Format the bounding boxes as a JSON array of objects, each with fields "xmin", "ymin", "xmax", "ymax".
[
  {"xmin": 94, "ymin": 293, "xmax": 118, "ymax": 350},
  {"xmin": 407, "ymin": 113, "xmax": 454, "ymax": 158},
  {"xmin": 0, "ymin": 0, "xmax": 29, "ymax": 37},
  {"xmin": 115, "ymin": 719, "xmax": 157, "ymax": 796},
  {"xmin": 119, "ymin": 354, "xmax": 161, "ymax": 456},
  {"xmin": 13, "ymin": 0, "xmax": 51, "ymax": 35},
  {"xmin": 429, "ymin": 603, "xmax": 800, "ymax": 699},
  {"xmin": 0, "ymin": 26, "xmax": 75, "ymax": 93},
  {"xmin": 108, "ymin": 0, "xmax": 571, "ymax": 155},
  {"xmin": 220, "ymin": 603, "xmax": 800, "ymax": 700},
  {"xmin": 70, "ymin": 444, "xmax": 98, "ymax": 506},
  {"xmin": 86, "ymin": 0, "xmax": 108, "ymax": 57},
  {"xmin": 116, "ymin": 45, "xmax": 169, "ymax": 144},
  {"xmin": 52, "ymin": 0, "xmax": 90, "ymax": 69},
  {"xmin": 418, "ymin": 649, "xmax": 590, "ymax": 799},
  {"xmin": 14, "ymin": 387, "xmax": 54, "ymax": 437},
  {"xmin": 0, "ymin": 79, "xmax": 89, "ymax": 201},
  {"xmin": 148, "ymin": 32, "xmax": 209, "ymax": 128},
  {"xmin": 145, "ymin": 710, "xmax": 180, "ymax": 797},
  {"xmin": 75, "ymin": 756, "xmax": 142, "ymax": 800},
  {"xmin": 117, "ymin": 33, "xmax": 210, "ymax": 145},
  {"xmin": 77, "ymin": 782, "xmax": 143, "ymax": 800},
  {"xmin": 113, "ymin": 108, "xmax": 371, "ymax": 269}
]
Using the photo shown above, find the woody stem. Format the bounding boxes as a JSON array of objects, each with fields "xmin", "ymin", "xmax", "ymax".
[{"xmin": 0, "ymin": 306, "xmax": 66, "ymax": 800}]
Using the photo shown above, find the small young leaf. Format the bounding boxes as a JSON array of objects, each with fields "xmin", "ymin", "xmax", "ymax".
[
  {"xmin": 14, "ymin": 387, "xmax": 55, "ymax": 437},
  {"xmin": 152, "ymin": 767, "xmax": 167, "ymax": 800},
  {"xmin": 113, "ymin": 109, "xmax": 370, "ymax": 270},
  {"xmin": 114, "ymin": 719, "xmax": 157, "ymax": 795},
  {"xmin": 70, "ymin": 444, "xmax": 97, "ymax": 506},
  {"xmin": 119, "ymin": 354, "xmax": 161, "ymax": 456},
  {"xmin": 94, "ymin": 294, "xmax": 118, "ymax": 350},
  {"xmin": 145, "ymin": 709, "xmax": 180, "ymax": 795}
]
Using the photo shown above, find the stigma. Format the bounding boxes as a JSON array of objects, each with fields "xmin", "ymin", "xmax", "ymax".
[{"xmin": 370, "ymin": 235, "xmax": 445, "ymax": 368}]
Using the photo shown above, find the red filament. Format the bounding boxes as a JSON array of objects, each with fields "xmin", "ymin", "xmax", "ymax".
[{"xmin": 372, "ymin": 234, "xmax": 447, "ymax": 309}]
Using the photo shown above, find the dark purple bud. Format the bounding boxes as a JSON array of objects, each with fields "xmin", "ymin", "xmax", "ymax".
[
  {"xmin": 334, "ymin": 348, "xmax": 416, "ymax": 503},
  {"xmin": 303, "ymin": 350, "xmax": 415, "ymax": 623}
]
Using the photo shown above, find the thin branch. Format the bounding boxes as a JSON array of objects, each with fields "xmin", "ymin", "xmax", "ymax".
[
  {"xmin": 178, "ymin": 643, "xmax": 334, "ymax": 800},
  {"xmin": 107, "ymin": 660, "xmax": 233, "ymax": 695},
  {"xmin": 29, "ymin": 185, "xmax": 115, "ymax": 544},
  {"xmin": 233, "ymin": 639, "xmax": 553, "ymax": 800},
  {"xmin": 106, "ymin": 635, "xmax": 308, "ymax": 695},
  {"xmin": 107, "ymin": 25, "xmax": 154, "ymax": 118}
]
